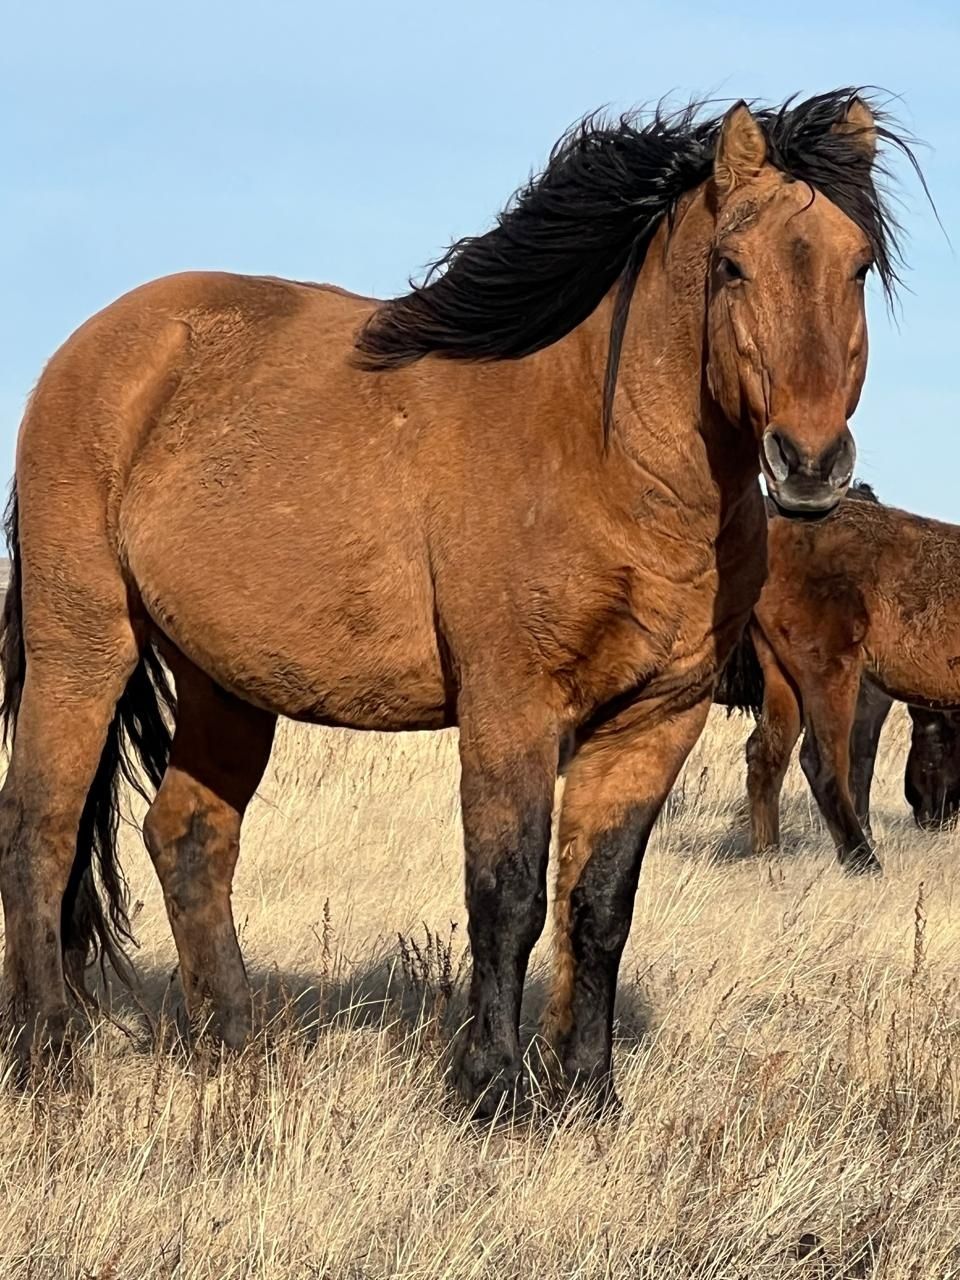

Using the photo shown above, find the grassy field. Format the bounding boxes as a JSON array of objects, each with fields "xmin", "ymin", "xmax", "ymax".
[{"xmin": 2, "ymin": 705, "xmax": 960, "ymax": 1278}]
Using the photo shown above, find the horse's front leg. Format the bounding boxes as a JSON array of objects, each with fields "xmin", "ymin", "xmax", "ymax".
[
  {"xmin": 453, "ymin": 686, "xmax": 560, "ymax": 1119},
  {"xmin": 544, "ymin": 692, "xmax": 711, "ymax": 1106},
  {"xmin": 800, "ymin": 678, "xmax": 890, "ymax": 838},
  {"xmin": 800, "ymin": 661, "xmax": 881, "ymax": 874}
]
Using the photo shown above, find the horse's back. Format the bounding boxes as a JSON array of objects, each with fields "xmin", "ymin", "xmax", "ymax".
[
  {"xmin": 17, "ymin": 270, "xmax": 448, "ymax": 729},
  {"xmin": 854, "ymin": 503, "xmax": 960, "ymax": 705},
  {"xmin": 20, "ymin": 270, "xmax": 380, "ymax": 466}
]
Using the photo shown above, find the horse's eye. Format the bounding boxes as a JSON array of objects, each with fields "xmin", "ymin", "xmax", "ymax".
[
  {"xmin": 854, "ymin": 260, "xmax": 873, "ymax": 284},
  {"xmin": 717, "ymin": 255, "xmax": 746, "ymax": 285}
]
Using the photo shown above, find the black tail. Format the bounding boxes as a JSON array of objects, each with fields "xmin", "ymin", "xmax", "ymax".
[
  {"xmin": 1, "ymin": 482, "xmax": 177, "ymax": 985},
  {"xmin": 714, "ymin": 627, "xmax": 765, "ymax": 718}
]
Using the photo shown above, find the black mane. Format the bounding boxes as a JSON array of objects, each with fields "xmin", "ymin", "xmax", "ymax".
[{"xmin": 356, "ymin": 88, "xmax": 927, "ymax": 431}]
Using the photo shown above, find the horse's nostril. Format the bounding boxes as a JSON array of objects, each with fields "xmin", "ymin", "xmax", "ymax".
[
  {"xmin": 762, "ymin": 427, "xmax": 855, "ymax": 490},
  {"xmin": 824, "ymin": 433, "xmax": 856, "ymax": 487},
  {"xmin": 761, "ymin": 429, "xmax": 798, "ymax": 482}
]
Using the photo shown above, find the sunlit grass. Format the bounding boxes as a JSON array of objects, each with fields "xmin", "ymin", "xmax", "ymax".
[{"xmin": 2, "ymin": 706, "xmax": 959, "ymax": 1277}]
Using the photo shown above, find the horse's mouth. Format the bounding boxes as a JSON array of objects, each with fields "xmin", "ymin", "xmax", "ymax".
[
  {"xmin": 768, "ymin": 497, "xmax": 839, "ymax": 523},
  {"xmin": 761, "ymin": 463, "xmax": 847, "ymax": 523}
]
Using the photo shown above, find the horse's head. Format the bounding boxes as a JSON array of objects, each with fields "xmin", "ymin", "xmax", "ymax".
[
  {"xmin": 706, "ymin": 100, "xmax": 878, "ymax": 519},
  {"xmin": 905, "ymin": 707, "xmax": 960, "ymax": 831}
]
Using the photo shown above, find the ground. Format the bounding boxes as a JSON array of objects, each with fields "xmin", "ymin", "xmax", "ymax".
[{"xmin": 1, "ymin": 704, "xmax": 959, "ymax": 1279}]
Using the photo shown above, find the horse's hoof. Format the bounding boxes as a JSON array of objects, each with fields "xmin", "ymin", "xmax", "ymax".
[
  {"xmin": 567, "ymin": 1083, "xmax": 623, "ymax": 1123},
  {"xmin": 841, "ymin": 851, "xmax": 882, "ymax": 876},
  {"xmin": 3, "ymin": 1005, "xmax": 84, "ymax": 1088},
  {"xmin": 451, "ymin": 1044, "xmax": 526, "ymax": 1123},
  {"xmin": 557, "ymin": 1067, "xmax": 622, "ymax": 1121},
  {"xmin": 193, "ymin": 1007, "xmax": 253, "ymax": 1054}
]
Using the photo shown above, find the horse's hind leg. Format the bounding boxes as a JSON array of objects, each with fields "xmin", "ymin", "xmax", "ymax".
[
  {"xmin": 745, "ymin": 630, "xmax": 802, "ymax": 856},
  {"xmin": 0, "ymin": 614, "xmax": 140, "ymax": 1068},
  {"xmin": 847, "ymin": 682, "xmax": 892, "ymax": 833},
  {"xmin": 142, "ymin": 650, "xmax": 275, "ymax": 1047}
]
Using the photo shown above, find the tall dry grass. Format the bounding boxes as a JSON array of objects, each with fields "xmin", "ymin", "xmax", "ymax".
[{"xmin": 2, "ymin": 705, "xmax": 960, "ymax": 1278}]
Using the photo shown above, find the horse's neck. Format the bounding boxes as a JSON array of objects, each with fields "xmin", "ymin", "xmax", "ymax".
[
  {"xmin": 577, "ymin": 219, "xmax": 760, "ymax": 516},
  {"xmin": 500, "ymin": 191, "xmax": 760, "ymax": 514}
]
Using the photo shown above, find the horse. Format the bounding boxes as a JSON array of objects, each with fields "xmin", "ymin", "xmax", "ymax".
[
  {"xmin": 904, "ymin": 707, "xmax": 960, "ymax": 829},
  {"xmin": 746, "ymin": 495, "xmax": 960, "ymax": 874},
  {"xmin": 716, "ymin": 484, "xmax": 960, "ymax": 840},
  {"xmin": 0, "ymin": 90, "xmax": 914, "ymax": 1115}
]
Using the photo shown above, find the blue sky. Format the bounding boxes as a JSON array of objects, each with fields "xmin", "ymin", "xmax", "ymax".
[{"xmin": 3, "ymin": 1, "xmax": 957, "ymax": 517}]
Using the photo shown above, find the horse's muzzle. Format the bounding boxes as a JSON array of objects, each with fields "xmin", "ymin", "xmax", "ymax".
[{"xmin": 760, "ymin": 425, "xmax": 855, "ymax": 519}]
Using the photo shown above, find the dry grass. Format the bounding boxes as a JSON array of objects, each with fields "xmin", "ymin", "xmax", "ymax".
[{"xmin": 3, "ymin": 706, "xmax": 960, "ymax": 1278}]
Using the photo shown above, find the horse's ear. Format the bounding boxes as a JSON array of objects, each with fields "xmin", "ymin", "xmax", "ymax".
[
  {"xmin": 713, "ymin": 102, "xmax": 767, "ymax": 198},
  {"xmin": 831, "ymin": 96, "xmax": 878, "ymax": 163}
]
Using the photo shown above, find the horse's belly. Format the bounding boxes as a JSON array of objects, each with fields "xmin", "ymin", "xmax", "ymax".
[
  {"xmin": 145, "ymin": 563, "xmax": 448, "ymax": 730},
  {"xmin": 866, "ymin": 640, "xmax": 960, "ymax": 711},
  {"xmin": 121, "ymin": 478, "xmax": 449, "ymax": 730}
]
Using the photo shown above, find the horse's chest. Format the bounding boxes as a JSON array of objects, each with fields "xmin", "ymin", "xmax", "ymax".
[
  {"xmin": 556, "ymin": 503, "xmax": 765, "ymax": 721},
  {"xmin": 558, "ymin": 544, "xmax": 720, "ymax": 716}
]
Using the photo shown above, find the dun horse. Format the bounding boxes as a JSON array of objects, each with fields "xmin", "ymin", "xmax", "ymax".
[
  {"xmin": 717, "ymin": 484, "xmax": 960, "ymax": 839},
  {"xmin": 0, "ymin": 91, "xmax": 914, "ymax": 1114},
  {"xmin": 747, "ymin": 497, "xmax": 960, "ymax": 873}
]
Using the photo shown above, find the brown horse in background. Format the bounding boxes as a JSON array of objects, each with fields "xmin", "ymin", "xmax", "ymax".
[
  {"xmin": 716, "ymin": 483, "xmax": 960, "ymax": 840},
  {"xmin": 0, "ymin": 91, "xmax": 912, "ymax": 1115},
  {"xmin": 747, "ymin": 497, "xmax": 960, "ymax": 873}
]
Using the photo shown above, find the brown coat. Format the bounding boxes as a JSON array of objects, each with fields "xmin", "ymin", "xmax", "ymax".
[
  {"xmin": 0, "ymin": 92, "xmax": 907, "ymax": 1115},
  {"xmin": 748, "ymin": 498, "xmax": 960, "ymax": 867}
]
